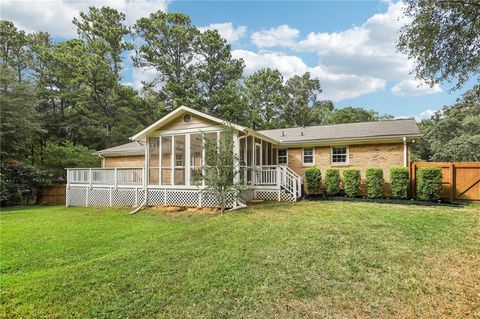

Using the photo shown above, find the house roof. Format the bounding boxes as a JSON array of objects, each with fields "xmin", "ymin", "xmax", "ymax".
[
  {"xmin": 129, "ymin": 105, "xmax": 277, "ymax": 145},
  {"xmin": 97, "ymin": 141, "xmax": 145, "ymax": 156},
  {"xmin": 257, "ymin": 119, "xmax": 421, "ymax": 145},
  {"xmin": 97, "ymin": 108, "xmax": 422, "ymax": 156}
]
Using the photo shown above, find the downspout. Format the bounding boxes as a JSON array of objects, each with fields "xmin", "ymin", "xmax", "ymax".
[
  {"xmin": 403, "ymin": 137, "xmax": 407, "ymax": 167},
  {"xmin": 97, "ymin": 153, "xmax": 106, "ymax": 168}
]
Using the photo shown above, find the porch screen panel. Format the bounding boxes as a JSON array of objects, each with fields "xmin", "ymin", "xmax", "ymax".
[
  {"xmin": 190, "ymin": 133, "xmax": 202, "ymax": 185},
  {"xmin": 148, "ymin": 137, "xmax": 159, "ymax": 185},
  {"xmin": 161, "ymin": 136, "xmax": 172, "ymax": 185},
  {"xmin": 174, "ymin": 135, "xmax": 185, "ymax": 185},
  {"xmin": 204, "ymin": 132, "xmax": 217, "ymax": 165}
]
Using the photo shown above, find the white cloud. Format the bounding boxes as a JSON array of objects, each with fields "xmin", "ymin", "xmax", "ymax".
[
  {"xmin": 391, "ymin": 79, "xmax": 442, "ymax": 96},
  {"xmin": 294, "ymin": 1, "xmax": 411, "ymax": 80},
  {"xmin": 251, "ymin": 24, "xmax": 300, "ymax": 48},
  {"xmin": 232, "ymin": 49, "xmax": 386, "ymax": 101},
  {"xmin": 131, "ymin": 66, "xmax": 161, "ymax": 92},
  {"xmin": 0, "ymin": 0, "xmax": 169, "ymax": 38},
  {"xmin": 198, "ymin": 22, "xmax": 247, "ymax": 43},
  {"xmin": 396, "ymin": 108, "xmax": 439, "ymax": 121}
]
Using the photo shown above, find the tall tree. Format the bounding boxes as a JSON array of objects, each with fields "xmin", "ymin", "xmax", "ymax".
[
  {"xmin": 244, "ymin": 68, "xmax": 286, "ymax": 129},
  {"xmin": 283, "ymin": 72, "xmax": 323, "ymax": 127},
  {"xmin": 0, "ymin": 21, "xmax": 43, "ymax": 160},
  {"xmin": 195, "ymin": 29, "xmax": 244, "ymax": 116},
  {"xmin": 134, "ymin": 11, "xmax": 199, "ymax": 110},
  {"xmin": 398, "ymin": 0, "xmax": 480, "ymax": 89},
  {"xmin": 413, "ymin": 85, "xmax": 480, "ymax": 161},
  {"xmin": 73, "ymin": 6, "xmax": 132, "ymax": 148},
  {"xmin": 327, "ymin": 107, "xmax": 391, "ymax": 124}
]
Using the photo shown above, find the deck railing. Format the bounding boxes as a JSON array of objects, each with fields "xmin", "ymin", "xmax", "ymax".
[{"xmin": 67, "ymin": 168, "xmax": 144, "ymax": 187}]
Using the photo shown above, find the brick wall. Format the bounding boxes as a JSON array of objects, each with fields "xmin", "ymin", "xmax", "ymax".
[
  {"xmin": 103, "ymin": 155, "xmax": 144, "ymax": 168},
  {"xmin": 287, "ymin": 142, "xmax": 409, "ymax": 195}
]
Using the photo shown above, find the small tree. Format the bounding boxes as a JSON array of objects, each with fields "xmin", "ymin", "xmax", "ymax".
[{"xmin": 202, "ymin": 128, "xmax": 245, "ymax": 213}]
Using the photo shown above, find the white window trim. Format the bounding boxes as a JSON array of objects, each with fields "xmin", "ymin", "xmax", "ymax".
[
  {"xmin": 302, "ymin": 147, "xmax": 315, "ymax": 166},
  {"xmin": 277, "ymin": 149, "xmax": 288, "ymax": 166},
  {"xmin": 330, "ymin": 146, "xmax": 349, "ymax": 165}
]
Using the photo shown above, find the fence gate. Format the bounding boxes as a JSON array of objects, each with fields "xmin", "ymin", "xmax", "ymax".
[{"xmin": 410, "ymin": 162, "xmax": 480, "ymax": 202}]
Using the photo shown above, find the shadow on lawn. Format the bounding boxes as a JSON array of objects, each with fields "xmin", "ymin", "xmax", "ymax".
[{"xmin": 306, "ymin": 195, "xmax": 465, "ymax": 208}]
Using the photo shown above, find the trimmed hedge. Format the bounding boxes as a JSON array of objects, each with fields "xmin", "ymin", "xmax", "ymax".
[
  {"xmin": 305, "ymin": 167, "xmax": 321, "ymax": 195},
  {"xmin": 366, "ymin": 168, "xmax": 384, "ymax": 198},
  {"xmin": 343, "ymin": 169, "xmax": 361, "ymax": 197},
  {"xmin": 325, "ymin": 168, "xmax": 340, "ymax": 196},
  {"xmin": 417, "ymin": 167, "xmax": 443, "ymax": 201},
  {"xmin": 390, "ymin": 167, "xmax": 409, "ymax": 199}
]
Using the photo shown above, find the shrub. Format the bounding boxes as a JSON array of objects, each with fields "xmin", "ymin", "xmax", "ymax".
[
  {"xmin": 304, "ymin": 167, "xmax": 321, "ymax": 195},
  {"xmin": 366, "ymin": 168, "xmax": 384, "ymax": 198},
  {"xmin": 416, "ymin": 167, "xmax": 443, "ymax": 201},
  {"xmin": 0, "ymin": 161, "xmax": 42, "ymax": 206},
  {"xmin": 343, "ymin": 169, "xmax": 361, "ymax": 197},
  {"xmin": 325, "ymin": 168, "xmax": 340, "ymax": 196},
  {"xmin": 390, "ymin": 167, "xmax": 409, "ymax": 199}
]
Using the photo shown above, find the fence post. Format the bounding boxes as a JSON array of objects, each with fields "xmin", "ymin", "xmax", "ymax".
[
  {"xmin": 114, "ymin": 168, "xmax": 118, "ymax": 188},
  {"xmin": 89, "ymin": 168, "xmax": 92, "ymax": 188},
  {"xmin": 409, "ymin": 162, "xmax": 416, "ymax": 199},
  {"xmin": 449, "ymin": 163, "xmax": 455, "ymax": 202}
]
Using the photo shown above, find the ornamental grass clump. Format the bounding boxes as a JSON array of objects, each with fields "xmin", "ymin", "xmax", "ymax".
[
  {"xmin": 343, "ymin": 168, "xmax": 361, "ymax": 197},
  {"xmin": 366, "ymin": 168, "xmax": 384, "ymax": 198}
]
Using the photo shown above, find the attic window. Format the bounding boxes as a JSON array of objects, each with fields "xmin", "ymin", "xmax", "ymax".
[{"xmin": 183, "ymin": 113, "xmax": 192, "ymax": 124}]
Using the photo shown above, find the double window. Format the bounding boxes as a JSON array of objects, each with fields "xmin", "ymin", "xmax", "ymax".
[
  {"xmin": 302, "ymin": 148, "xmax": 314, "ymax": 165},
  {"xmin": 331, "ymin": 146, "xmax": 348, "ymax": 164}
]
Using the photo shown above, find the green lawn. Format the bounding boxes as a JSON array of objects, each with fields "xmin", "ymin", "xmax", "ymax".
[{"xmin": 1, "ymin": 202, "xmax": 479, "ymax": 318}]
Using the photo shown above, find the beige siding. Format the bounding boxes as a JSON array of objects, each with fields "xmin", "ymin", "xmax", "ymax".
[
  {"xmin": 104, "ymin": 155, "xmax": 144, "ymax": 168},
  {"xmin": 157, "ymin": 114, "xmax": 217, "ymax": 132}
]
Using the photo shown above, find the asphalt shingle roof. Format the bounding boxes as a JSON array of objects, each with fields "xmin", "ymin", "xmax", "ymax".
[
  {"xmin": 97, "ymin": 119, "xmax": 421, "ymax": 155},
  {"xmin": 257, "ymin": 119, "xmax": 421, "ymax": 144},
  {"xmin": 97, "ymin": 141, "xmax": 145, "ymax": 156}
]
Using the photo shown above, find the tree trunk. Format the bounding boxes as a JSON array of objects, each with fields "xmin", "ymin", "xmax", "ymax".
[{"xmin": 105, "ymin": 123, "xmax": 112, "ymax": 149}]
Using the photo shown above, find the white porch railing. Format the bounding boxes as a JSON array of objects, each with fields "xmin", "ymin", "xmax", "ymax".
[
  {"xmin": 67, "ymin": 165, "xmax": 302, "ymax": 198},
  {"xmin": 67, "ymin": 168, "xmax": 144, "ymax": 187}
]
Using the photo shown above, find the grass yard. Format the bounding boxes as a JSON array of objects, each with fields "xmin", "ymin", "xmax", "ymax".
[{"xmin": 1, "ymin": 202, "xmax": 479, "ymax": 318}]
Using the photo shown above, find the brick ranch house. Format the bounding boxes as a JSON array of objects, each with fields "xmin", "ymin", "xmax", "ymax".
[{"xmin": 66, "ymin": 106, "xmax": 421, "ymax": 208}]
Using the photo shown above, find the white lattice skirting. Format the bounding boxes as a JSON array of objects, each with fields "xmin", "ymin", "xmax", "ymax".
[
  {"xmin": 66, "ymin": 186, "xmax": 237, "ymax": 208},
  {"xmin": 66, "ymin": 186, "xmax": 296, "ymax": 208},
  {"xmin": 251, "ymin": 189, "xmax": 296, "ymax": 202}
]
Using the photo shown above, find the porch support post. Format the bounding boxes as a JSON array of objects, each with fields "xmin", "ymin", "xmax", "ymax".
[
  {"xmin": 233, "ymin": 132, "xmax": 240, "ymax": 208},
  {"xmin": 186, "ymin": 133, "xmax": 191, "ymax": 186},
  {"xmin": 144, "ymin": 138, "xmax": 149, "ymax": 205}
]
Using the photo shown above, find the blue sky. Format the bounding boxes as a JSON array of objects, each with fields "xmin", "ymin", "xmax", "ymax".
[{"xmin": 2, "ymin": 0, "xmax": 473, "ymax": 119}]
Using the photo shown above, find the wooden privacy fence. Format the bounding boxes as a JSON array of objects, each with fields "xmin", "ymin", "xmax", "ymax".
[
  {"xmin": 410, "ymin": 162, "xmax": 480, "ymax": 202},
  {"xmin": 38, "ymin": 184, "xmax": 66, "ymax": 205}
]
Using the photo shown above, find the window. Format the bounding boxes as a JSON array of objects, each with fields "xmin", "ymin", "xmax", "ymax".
[
  {"xmin": 148, "ymin": 137, "xmax": 159, "ymax": 185},
  {"xmin": 277, "ymin": 149, "xmax": 288, "ymax": 165},
  {"xmin": 331, "ymin": 146, "xmax": 348, "ymax": 164},
  {"xmin": 161, "ymin": 136, "xmax": 172, "ymax": 185},
  {"xmin": 183, "ymin": 113, "xmax": 192, "ymax": 124},
  {"xmin": 173, "ymin": 135, "xmax": 186, "ymax": 185},
  {"xmin": 303, "ymin": 148, "xmax": 314, "ymax": 165}
]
